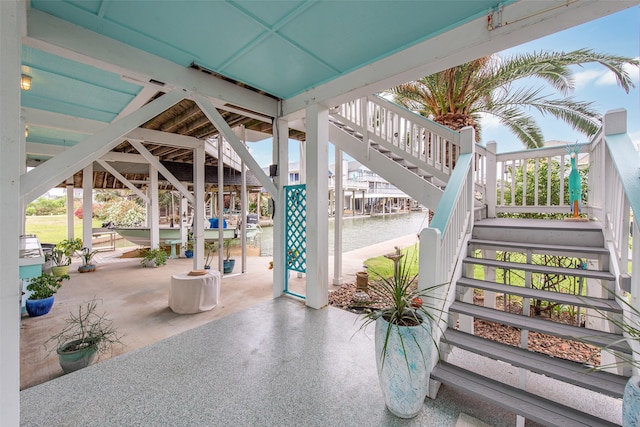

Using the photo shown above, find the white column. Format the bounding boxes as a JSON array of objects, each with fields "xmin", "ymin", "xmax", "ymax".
[
  {"xmin": 180, "ymin": 197, "xmax": 188, "ymax": 256},
  {"xmin": 0, "ymin": 1, "xmax": 22, "ymax": 423},
  {"xmin": 299, "ymin": 140, "xmax": 306, "ymax": 184},
  {"xmin": 273, "ymin": 117, "xmax": 288, "ymax": 298},
  {"xmin": 217, "ymin": 138, "xmax": 225, "ymax": 272},
  {"xmin": 149, "ymin": 165, "xmax": 159, "ymax": 249},
  {"xmin": 256, "ymin": 191, "xmax": 262, "ymax": 220},
  {"xmin": 241, "ymin": 161, "xmax": 247, "ymax": 273},
  {"xmin": 333, "ymin": 148, "xmax": 343, "ymax": 285},
  {"xmin": 486, "ymin": 142, "xmax": 497, "ymax": 218},
  {"xmin": 305, "ymin": 104, "xmax": 329, "ymax": 309},
  {"xmin": 193, "ymin": 143, "xmax": 205, "ymax": 270},
  {"xmin": 66, "ymin": 179, "xmax": 74, "ymax": 239},
  {"xmin": 82, "ymin": 164, "xmax": 93, "ymax": 250}
]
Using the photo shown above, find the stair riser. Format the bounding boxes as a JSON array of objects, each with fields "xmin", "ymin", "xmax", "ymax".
[{"xmin": 470, "ymin": 246, "xmax": 606, "ymax": 262}]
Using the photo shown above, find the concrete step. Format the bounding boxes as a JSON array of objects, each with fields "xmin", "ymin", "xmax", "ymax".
[
  {"xmin": 456, "ymin": 277, "xmax": 621, "ymax": 313},
  {"xmin": 431, "ymin": 361, "xmax": 619, "ymax": 427},
  {"xmin": 443, "ymin": 328, "xmax": 627, "ymax": 398},
  {"xmin": 449, "ymin": 301, "xmax": 630, "ymax": 353}
]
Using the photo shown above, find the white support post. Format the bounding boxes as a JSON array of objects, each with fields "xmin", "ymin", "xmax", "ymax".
[
  {"xmin": 193, "ymin": 143, "xmax": 205, "ymax": 270},
  {"xmin": 217, "ymin": 138, "xmax": 225, "ymax": 273},
  {"xmin": 241, "ymin": 161, "xmax": 247, "ymax": 273},
  {"xmin": 0, "ymin": 1, "xmax": 22, "ymax": 423},
  {"xmin": 66, "ymin": 179, "xmax": 74, "ymax": 239},
  {"xmin": 149, "ymin": 165, "xmax": 159, "ymax": 249},
  {"xmin": 272, "ymin": 117, "xmax": 288, "ymax": 298},
  {"xmin": 604, "ymin": 109, "xmax": 627, "ymax": 136},
  {"xmin": 180, "ymin": 197, "xmax": 188, "ymax": 256},
  {"xmin": 333, "ymin": 149, "xmax": 344, "ymax": 285},
  {"xmin": 486, "ymin": 142, "xmax": 497, "ymax": 218},
  {"xmin": 483, "ymin": 249, "xmax": 497, "ymax": 309},
  {"xmin": 420, "ymin": 227, "xmax": 443, "ymax": 399},
  {"xmin": 82, "ymin": 164, "xmax": 93, "ymax": 250},
  {"xmin": 305, "ymin": 103, "xmax": 329, "ymax": 309}
]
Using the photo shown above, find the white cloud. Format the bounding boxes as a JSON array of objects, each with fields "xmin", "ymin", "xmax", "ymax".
[
  {"xmin": 596, "ymin": 60, "xmax": 640, "ymax": 86},
  {"xmin": 574, "ymin": 59, "xmax": 640, "ymax": 88},
  {"xmin": 478, "ymin": 112, "xmax": 502, "ymax": 129},
  {"xmin": 574, "ymin": 69, "xmax": 607, "ymax": 89}
]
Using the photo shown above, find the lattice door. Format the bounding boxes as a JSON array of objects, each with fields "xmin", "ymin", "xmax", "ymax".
[{"xmin": 284, "ymin": 185, "xmax": 306, "ymax": 298}]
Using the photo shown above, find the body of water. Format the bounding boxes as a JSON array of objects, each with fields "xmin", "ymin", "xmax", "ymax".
[{"xmin": 257, "ymin": 211, "xmax": 430, "ymax": 256}]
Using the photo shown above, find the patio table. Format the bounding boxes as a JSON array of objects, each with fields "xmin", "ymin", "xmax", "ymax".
[{"xmin": 169, "ymin": 271, "xmax": 220, "ymax": 314}]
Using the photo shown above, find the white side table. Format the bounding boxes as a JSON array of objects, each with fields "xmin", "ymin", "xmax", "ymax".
[{"xmin": 169, "ymin": 271, "xmax": 221, "ymax": 314}]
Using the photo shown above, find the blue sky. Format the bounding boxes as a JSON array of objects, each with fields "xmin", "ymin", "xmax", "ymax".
[{"xmin": 247, "ymin": 6, "xmax": 639, "ymax": 166}]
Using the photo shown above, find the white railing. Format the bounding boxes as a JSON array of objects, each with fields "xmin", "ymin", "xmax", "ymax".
[
  {"xmin": 420, "ymin": 127, "xmax": 475, "ymax": 293},
  {"xmin": 420, "ymin": 128, "xmax": 475, "ymax": 398},
  {"xmin": 478, "ymin": 108, "xmax": 637, "ymax": 311},
  {"xmin": 598, "ymin": 110, "xmax": 639, "ymax": 302},
  {"xmin": 206, "ymin": 137, "xmax": 243, "ymax": 172},
  {"xmin": 333, "ymin": 95, "xmax": 461, "ymax": 184},
  {"xmin": 489, "ymin": 144, "xmax": 591, "ymax": 215}
]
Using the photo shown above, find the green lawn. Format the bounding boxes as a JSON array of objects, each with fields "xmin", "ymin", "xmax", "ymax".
[
  {"xmin": 364, "ymin": 244, "xmax": 419, "ymax": 280},
  {"xmin": 25, "ymin": 215, "xmax": 101, "ymax": 245}
]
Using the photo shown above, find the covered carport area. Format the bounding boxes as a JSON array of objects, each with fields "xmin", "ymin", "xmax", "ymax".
[{"xmin": 2, "ymin": 1, "xmax": 635, "ymax": 424}]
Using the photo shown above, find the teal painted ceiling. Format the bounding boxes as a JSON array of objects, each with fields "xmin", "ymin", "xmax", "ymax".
[
  {"xmin": 24, "ymin": 0, "xmax": 516, "ymax": 147},
  {"xmin": 28, "ymin": 0, "xmax": 507, "ymax": 100}
]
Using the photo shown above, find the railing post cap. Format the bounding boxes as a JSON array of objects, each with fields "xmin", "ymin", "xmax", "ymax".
[{"xmin": 604, "ymin": 109, "xmax": 627, "ymax": 136}]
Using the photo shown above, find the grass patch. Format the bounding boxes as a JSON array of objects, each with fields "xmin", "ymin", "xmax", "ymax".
[
  {"xmin": 363, "ymin": 244, "xmax": 419, "ymax": 280},
  {"xmin": 25, "ymin": 215, "xmax": 102, "ymax": 244}
]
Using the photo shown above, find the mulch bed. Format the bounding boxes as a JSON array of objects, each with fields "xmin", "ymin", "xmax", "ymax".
[{"xmin": 328, "ymin": 282, "xmax": 601, "ymax": 366}]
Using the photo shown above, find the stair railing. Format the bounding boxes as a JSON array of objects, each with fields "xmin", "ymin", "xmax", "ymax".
[
  {"xmin": 205, "ymin": 136, "xmax": 243, "ymax": 172},
  {"xmin": 333, "ymin": 95, "xmax": 461, "ymax": 184},
  {"xmin": 599, "ymin": 110, "xmax": 640, "ymax": 304},
  {"xmin": 419, "ymin": 127, "xmax": 475, "ymax": 397}
]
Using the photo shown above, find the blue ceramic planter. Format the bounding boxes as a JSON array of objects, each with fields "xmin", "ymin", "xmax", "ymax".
[
  {"xmin": 223, "ymin": 259, "xmax": 235, "ymax": 274},
  {"xmin": 623, "ymin": 376, "xmax": 640, "ymax": 426},
  {"xmin": 185, "ymin": 250, "xmax": 193, "ymax": 258},
  {"xmin": 25, "ymin": 296, "xmax": 55, "ymax": 317},
  {"xmin": 375, "ymin": 315, "xmax": 431, "ymax": 418}
]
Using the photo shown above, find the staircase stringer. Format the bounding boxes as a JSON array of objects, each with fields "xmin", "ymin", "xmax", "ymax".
[{"xmin": 329, "ymin": 122, "xmax": 442, "ymax": 210}]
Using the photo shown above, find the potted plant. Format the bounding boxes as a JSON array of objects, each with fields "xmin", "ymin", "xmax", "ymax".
[
  {"xmin": 45, "ymin": 298, "xmax": 123, "ymax": 374},
  {"xmin": 25, "ymin": 272, "xmax": 69, "ymax": 317},
  {"xmin": 184, "ymin": 234, "xmax": 194, "ymax": 259},
  {"xmin": 50, "ymin": 238, "xmax": 83, "ymax": 276},
  {"xmin": 76, "ymin": 247, "xmax": 99, "ymax": 273},
  {"xmin": 223, "ymin": 238, "xmax": 237, "ymax": 274},
  {"xmin": 360, "ymin": 246, "xmax": 445, "ymax": 418},
  {"xmin": 141, "ymin": 248, "xmax": 167, "ymax": 268},
  {"xmin": 204, "ymin": 242, "xmax": 217, "ymax": 270}
]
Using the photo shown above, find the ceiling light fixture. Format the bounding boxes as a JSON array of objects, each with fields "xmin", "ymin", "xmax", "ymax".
[{"xmin": 20, "ymin": 74, "xmax": 32, "ymax": 91}]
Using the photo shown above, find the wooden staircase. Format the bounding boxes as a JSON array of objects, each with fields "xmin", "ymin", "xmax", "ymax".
[{"xmin": 432, "ymin": 218, "xmax": 629, "ymax": 426}]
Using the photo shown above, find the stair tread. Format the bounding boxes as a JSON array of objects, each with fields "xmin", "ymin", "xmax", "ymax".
[
  {"xmin": 457, "ymin": 277, "xmax": 621, "ymax": 313},
  {"xmin": 450, "ymin": 301, "xmax": 630, "ymax": 353},
  {"xmin": 431, "ymin": 361, "xmax": 618, "ymax": 427},
  {"xmin": 463, "ymin": 257, "xmax": 615, "ymax": 281},
  {"xmin": 469, "ymin": 239, "xmax": 609, "ymax": 255},
  {"xmin": 443, "ymin": 328, "xmax": 627, "ymax": 398}
]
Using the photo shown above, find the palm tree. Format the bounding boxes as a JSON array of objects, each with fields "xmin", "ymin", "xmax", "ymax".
[{"xmin": 389, "ymin": 49, "xmax": 638, "ymax": 148}]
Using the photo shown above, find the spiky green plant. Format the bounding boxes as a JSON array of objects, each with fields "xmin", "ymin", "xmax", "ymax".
[{"xmin": 360, "ymin": 247, "xmax": 447, "ymax": 370}]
